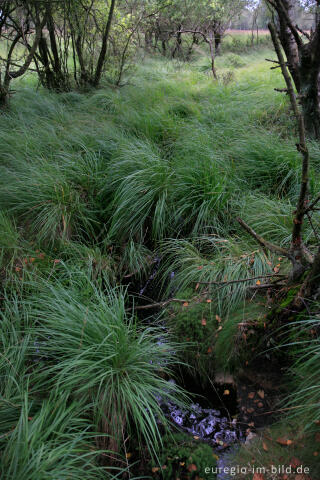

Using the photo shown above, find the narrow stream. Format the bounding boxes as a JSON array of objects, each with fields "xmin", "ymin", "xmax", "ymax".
[{"xmin": 131, "ymin": 263, "xmax": 246, "ymax": 478}]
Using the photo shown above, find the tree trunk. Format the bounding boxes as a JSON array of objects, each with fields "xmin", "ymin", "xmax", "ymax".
[
  {"xmin": 0, "ymin": 86, "xmax": 8, "ymax": 107},
  {"xmin": 93, "ymin": 0, "xmax": 117, "ymax": 87},
  {"xmin": 267, "ymin": 0, "xmax": 320, "ymax": 139},
  {"xmin": 300, "ymin": 46, "xmax": 320, "ymax": 139},
  {"xmin": 208, "ymin": 32, "xmax": 217, "ymax": 80},
  {"xmin": 304, "ymin": 248, "xmax": 320, "ymax": 299},
  {"xmin": 214, "ymin": 30, "xmax": 223, "ymax": 56},
  {"xmin": 277, "ymin": 0, "xmax": 301, "ymax": 92},
  {"xmin": 144, "ymin": 31, "xmax": 153, "ymax": 51},
  {"xmin": 172, "ymin": 25, "xmax": 182, "ymax": 59}
]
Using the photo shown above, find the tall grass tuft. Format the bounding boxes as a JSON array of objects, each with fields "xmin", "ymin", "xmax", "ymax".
[
  {"xmin": 29, "ymin": 279, "xmax": 187, "ymax": 455},
  {"xmin": 161, "ymin": 236, "xmax": 273, "ymax": 314},
  {"xmin": 0, "ymin": 296, "xmax": 30, "ymax": 436},
  {"xmin": 107, "ymin": 139, "xmax": 173, "ymax": 242},
  {"xmin": 282, "ymin": 316, "xmax": 320, "ymax": 430},
  {"xmin": 0, "ymin": 211, "xmax": 21, "ymax": 270},
  {"xmin": 232, "ymin": 132, "xmax": 301, "ymax": 198},
  {"xmin": 172, "ymin": 155, "xmax": 237, "ymax": 236},
  {"xmin": 0, "ymin": 393, "xmax": 117, "ymax": 480},
  {"xmin": 0, "ymin": 158, "xmax": 99, "ymax": 245}
]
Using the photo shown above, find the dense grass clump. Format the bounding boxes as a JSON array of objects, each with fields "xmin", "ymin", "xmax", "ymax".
[
  {"xmin": 161, "ymin": 236, "xmax": 274, "ymax": 314},
  {"xmin": 0, "ymin": 395, "xmax": 112, "ymax": 480},
  {"xmin": 0, "ymin": 158, "xmax": 99, "ymax": 245},
  {"xmin": 0, "ymin": 297, "xmax": 30, "ymax": 435},
  {"xmin": 283, "ymin": 316, "xmax": 320, "ymax": 429},
  {"xmin": 29, "ymin": 279, "xmax": 187, "ymax": 456}
]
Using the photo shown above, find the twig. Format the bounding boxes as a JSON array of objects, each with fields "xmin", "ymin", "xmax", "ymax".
[
  {"xmin": 295, "ymin": 24, "xmax": 310, "ymax": 40},
  {"xmin": 265, "ymin": 58, "xmax": 280, "ymax": 64},
  {"xmin": 194, "ymin": 274, "xmax": 286, "ymax": 287},
  {"xmin": 128, "ymin": 298, "xmax": 191, "ymax": 311},
  {"xmin": 274, "ymin": 87, "xmax": 288, "ymax": 92},
  {"xmin": 304, "ymin": 192, "xmax": 320, "ymax": 213},
  {"xmin": 248, "ymin": 283, "xmax": 286, "ymax": 290},
  {"xmin": 306, "ymin": 212, "xmax": 320, "ymax": 243}
]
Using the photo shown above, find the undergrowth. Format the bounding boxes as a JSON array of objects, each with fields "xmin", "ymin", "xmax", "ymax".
[{"xmin": 0, "ymin": 46, "xmax": 320, "ymax": 476}]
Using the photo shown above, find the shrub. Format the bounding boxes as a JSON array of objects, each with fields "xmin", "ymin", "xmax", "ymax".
[{"xmin": 224, "ymin": 54, "xmax": 246, "ymax": 68}]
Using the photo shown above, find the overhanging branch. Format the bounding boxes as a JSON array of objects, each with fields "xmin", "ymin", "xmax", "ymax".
[{"xmin": 237, "ymin": 217, "xmax": 292, "ymax": 259}]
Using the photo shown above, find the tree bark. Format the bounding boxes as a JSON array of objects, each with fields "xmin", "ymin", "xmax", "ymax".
[
  {"xmin": 267, "ymin": 0, "xmax": 320, "ymax": 139},
  {"xmin": 276, "ymin": 0, "xmax": 301, "ymax": 91},
  {"xmin": 299, "ymin": 44, "xmax": 320, "ymax": 139},
  {"xmin": 93, "ymin": 0, "xmax": 117, "ymax": 87},
  {"xmin": 172, "ymin": 24, "xmax": 182, "ymax": 59}
]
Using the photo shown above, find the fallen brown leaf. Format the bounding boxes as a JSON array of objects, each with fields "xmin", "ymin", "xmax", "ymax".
[
  {"xmin": 257, "ymin": 390, "xmax": 265, "ymax": 399},
  {"xmin": 253, "ymin": 474, "xmax": 265, "ymax": 480},
  {"xmin": 262, "ymin": 441, "xmax": 268, "ymax": 451},
  {"xmin": 277, "ymin": 437, "xmax": 293, "ymax": 446},
  {"xmin": 188, "ymin": 464, "xmax": 197, "ymax": 472},
  {"xmin": 290, "ymin": 457, "xmax": 302, "ymax": 468}
]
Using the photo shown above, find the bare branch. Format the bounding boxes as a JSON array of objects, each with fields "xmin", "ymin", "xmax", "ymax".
[
  {"xmin": 305, "ymin": 193, "xmax": 320, "ymax": 213},
  {"xmin": 265, "ymin": 58, "xmax": 280, "ymax": 64},
  {"xmin": 194, "ymin": 274, "xmax": 286, "ymax": 287},
  {"xmin": 237, "ymin": 216, "xmax": 291, "ymax": 258},
  {"xmin": 306, "ymin": 212, "xmax": 320, "ymax": 243},
  {"xmin": 128, "ymin": 298, "xmax": 192, "ymax": 311},
  {"xmin": 295, "ymin": 24, "xmax": 310, "ymax": 40}
]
